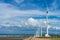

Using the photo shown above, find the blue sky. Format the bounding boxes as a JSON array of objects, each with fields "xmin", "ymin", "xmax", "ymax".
[
  {"xmin": 0, "ymin": 0, "xmax": 60, "ymax": 16},
  {"xmin": 0, "ymin": 0, "xmax": 60, "ymax": 34},
  {"xmin": 0, "ymin": 0, "xmax": 60, "ymax": 10},
  {"xmin": 0, "ymin": 0, "xmax": 60, "ymax": 18},
  {"xmin": 0, "ymin": 0, "xmax": 60, "ymax": 26}
]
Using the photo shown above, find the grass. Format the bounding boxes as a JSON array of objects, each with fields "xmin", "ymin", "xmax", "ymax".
[
  {"xmin": 51, "ymin": 37, "xmax": 60, "ymax": 40},
  {"xmin": 25, "ymin": 35, "xmax": 60, "ymax": 40},
  {"xmin": 29, "ymin": 36, "xmax": 60, "ymax": 40},
  {"xmin": 25, "ymin": 37, "xmax": 60, "ymax": 40},
  {"xmin": 50, "ymin": 35, "xmax": 60, "ymax": 40}
]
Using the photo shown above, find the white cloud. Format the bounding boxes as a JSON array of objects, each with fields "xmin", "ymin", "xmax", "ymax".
[
  {"xmin": 0, "ymin": 3, "xmax": 46, "ymax": 19},
  {"xmin": 0, "ymin": 2, "xmax": 60, "ymax": 19},
  {"xmin": 0, "ymin": 2, "xmax": 60, "ymax": 28},
  {"xmin": 27, "ymin": 18, "xmax": 38, "ymax": 26},
  {"xmin": 53, "ymin": 27, "xmax": 60, "ymax": 30},
  {"xmin": 0, "ymin": 17, "xmax": 59, "ymax": 28}
]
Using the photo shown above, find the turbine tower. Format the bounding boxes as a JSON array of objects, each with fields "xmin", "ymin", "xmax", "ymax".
[
  {"xmin": 45, "ymin": 10, "xmax": 50, "ymax": 37},
  {"xmin": 34, "ymin": 21, "xmax": 42, "ymax": 37},
  {"xmin": 35, "ymin": 26, "xmax": 41, "ymax": 37}
]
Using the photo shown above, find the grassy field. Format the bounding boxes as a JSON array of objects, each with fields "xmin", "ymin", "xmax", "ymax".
[
  {"xmin": 0, "ymin": 36, "xmax": 59, "ymax": 40},
  {"xmin": 51, "ymin": 37, "xmax": 60, "ymax": 40},
  {"xmin": 25, "ymin": 36, "xmax": 60, "ymax": 40}
]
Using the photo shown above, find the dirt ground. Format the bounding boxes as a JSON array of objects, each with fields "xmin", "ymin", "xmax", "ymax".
[
  {"xmin": 25, "ymin": 37, "xmax": 51, "ymax": 40},
  {"xmin": 31, "ymin": 37, "xmax": 51, "ymax": 40},
  {"xmin": 0, "ymin": 37, "xmax": 25, "ymax": 40},
  {"xmin": 0, "ymin": 37, "xmax": 59, "ymax": 40}
]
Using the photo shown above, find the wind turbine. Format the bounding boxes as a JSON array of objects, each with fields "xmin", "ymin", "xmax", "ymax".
[
  {"xmin": 35, "ymin": 26, "xmax": 41, "ymax": 37},
  {"xmin": 45, "ymin": 6, "xmax": 50, "ymax": 37},
  {"xmin": 34, "ymin": 20, "xmax": 42, "ymax": 37},
  {"xmin": 45, "ymin": 11, "xmax": 50, "ymax": 37},
  {"xmin": 45, "ymin": 8, "xmax": 50, "ymax": 37}
]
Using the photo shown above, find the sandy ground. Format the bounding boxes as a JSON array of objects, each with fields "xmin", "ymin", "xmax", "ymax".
[{"xmin": 25, "ymin": 37, "xmax": 51, "ymax": 40}]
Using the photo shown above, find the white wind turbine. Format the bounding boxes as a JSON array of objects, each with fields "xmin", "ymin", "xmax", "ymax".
[{"xmin": 44, "ymin": 1, "xmax": 50, "ymax": 37}]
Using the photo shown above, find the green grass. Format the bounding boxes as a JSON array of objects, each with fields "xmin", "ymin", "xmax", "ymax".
[{"xmin": 51, "ymin": 37, "xmax": 60, "ymax": 40}]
